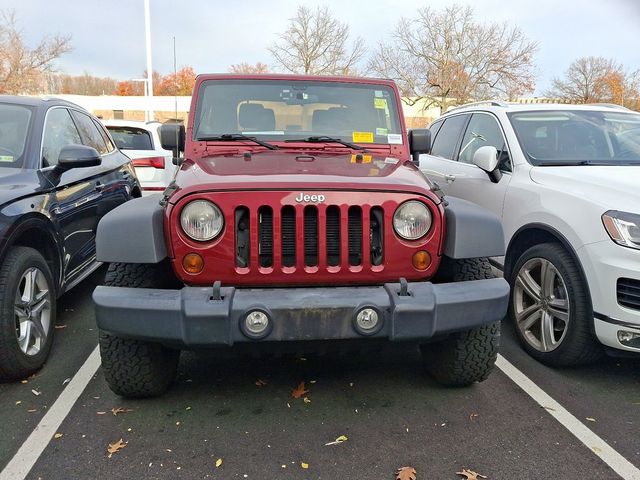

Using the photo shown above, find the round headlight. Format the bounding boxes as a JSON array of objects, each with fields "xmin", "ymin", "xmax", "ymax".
[
  {"xmin": 180, "ymin": 200, "xmax": 223, "ymax": 241},
  {"xmin": 393, "ymin": 201, "xmax": 432, "ymax": 240}
]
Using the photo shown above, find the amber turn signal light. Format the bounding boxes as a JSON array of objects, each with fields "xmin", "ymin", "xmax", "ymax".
[
  {"xmin": 183, "ymin": 253, "xmax": 204, "ymax": 274},
  {"xmin": 412, "ymin": 250, "xmax": 431, "ymax": 271}
]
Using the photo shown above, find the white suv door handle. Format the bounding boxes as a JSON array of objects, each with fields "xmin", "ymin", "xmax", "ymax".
[{"xmin": 443, "ymin": 173, "xmax": 459, "ymax": 183}]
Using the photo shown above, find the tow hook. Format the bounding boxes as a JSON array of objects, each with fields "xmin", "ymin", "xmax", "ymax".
[
  {"xmin": 211, "ymin": 280, "xmax": 223, "ymax": 301},
  {"xmin": 398, "ymin": 277, "xmax": 410, "ymax": 296}
]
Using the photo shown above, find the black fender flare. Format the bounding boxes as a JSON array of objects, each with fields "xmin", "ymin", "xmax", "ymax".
[
  {"xmin": 96, "ymin": 194, "xmax": 167, "ymax": 264},
  {"xmin": 442, "ymin": 197, "xmax": 505, "ymax": 259}
]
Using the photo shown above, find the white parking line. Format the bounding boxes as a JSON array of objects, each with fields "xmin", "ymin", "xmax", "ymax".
[
  {"xmin": 496, "ymin": 354, "xmax": 640, "ymax": 480},
  {"xmin": 0, "ymin": 346, "xmax": 101, "ymax": 480}
]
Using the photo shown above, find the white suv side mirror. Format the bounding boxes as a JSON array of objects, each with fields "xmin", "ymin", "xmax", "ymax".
[{"xmin": 472, "ymin": 146, "xmax": 499, "ymax": 173}]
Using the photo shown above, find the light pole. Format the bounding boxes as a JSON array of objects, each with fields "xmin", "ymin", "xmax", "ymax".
[{"xmin": 144, "ymin": 0, "xmax": 154, "ymax": 121}]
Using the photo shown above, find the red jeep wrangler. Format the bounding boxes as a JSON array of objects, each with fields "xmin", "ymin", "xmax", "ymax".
[{"xmin": 94, "ymin": 74, "xmax": 509, "ymax": 398}]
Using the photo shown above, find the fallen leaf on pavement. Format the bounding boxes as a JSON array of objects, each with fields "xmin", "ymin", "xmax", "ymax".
[
  {"xmin": 54, "ymin": 325, "xmax": 67, "ymax": 329},
  {"xmin": 396, "ymin": 466, "xmax": 417, "ymax": 480},
  {"xmin": 291, "ymin": 382, "xmax": 308, "ymax": 399},
  {"xmin": 96, "ymin": 411, "xmax": 107, "ymax": 415},
  {"xmin": 325, "ymin": 435, "xmax": 348, "ymax": 446},
  {"xmin": 255, "ymin": 379, "xmax": 267, "ymax": 387},
  {"xmin": 303, "ymin": 397, "xmax": 311, "ymax": 404},
  {"xmin": 586, "ymin": 417, "xmax": 596, "ymax": 422},
  {"xmin": 107, "ymin": 438, "xmax": 127, "ymax": 458},
  {"xmin": 215, "ymin": 458, "xmax": 223, "ymax": 468},
  {"xmin": 62, "ymin": 378, "xmax": 71, "ymax": 386},
  {"xmin": 27, "ymin": 409, "xmax": 37, "ymax": 413},
  {"xmin": 456, "ymin": 468, "xmax": 487, "ymax": 479},
  {"xmin": 469, "ymin": 413, "xmax": 479, "ymax": 421},
  {"xmin": 111, "ymin": 407, "xmax": 133, "ymax": 416},
  {"xmin": 20, "ymin": 380, "xmax": 28, "ymax": 384},
  {"xmin": 15, "ymin": 401, "xmax": 21, "ymax": 405},
  {"xmin": 301, "ymin": 462, "xmax": 309, "ymax": 469},
  {"xmin": 54, "ymin": 433, "xmax": 63, "ymax": 439},
  {"xmin": 31, "ymin": 389, "xmax": 41, "ymax": 396}
]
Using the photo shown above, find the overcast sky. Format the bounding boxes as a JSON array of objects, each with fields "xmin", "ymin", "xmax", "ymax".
[{"xmin": 4, "ymin": 0, "xmax": 640, "ymax": 95}]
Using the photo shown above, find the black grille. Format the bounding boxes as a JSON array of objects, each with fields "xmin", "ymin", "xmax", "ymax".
[
  {"xmin": 326, "ymin": 206, "xmax": 341, "ymax": 266},
  {"xmin": 235, "ymin": 207, "xmax": 250, "ymax": 267},
  {"xmin": 281, "ymin": 206, "xmax": 296, "ymax": 267},
  {"xmin": 617, "ymin": 278, "xmax": 640, "ymax": 311},
  {"xmin": 304, "ymin": 206, "xmax": 318, "ymax": 266},
  {"xmin": 258, "ymin": 206, "xmax": 273, "ymax": 267},
  {"xmin": 348, "ymin": 206, "xmax": 362, "ymax": 266},
  {"xmin": 235, "ymin": 204, "xmax": 383, "ymax": 270}
]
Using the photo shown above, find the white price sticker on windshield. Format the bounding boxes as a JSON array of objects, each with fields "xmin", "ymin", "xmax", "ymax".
[{"xmin": 387, "ymin": 134, "xmax": 402, "ymax": 145}]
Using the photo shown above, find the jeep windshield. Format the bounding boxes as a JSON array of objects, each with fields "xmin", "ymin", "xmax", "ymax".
[
  {"xmin": 0, "ymin": 103, "xmax": 32, "ymax": 168},
  {"xmin": 193, "ymin": 79, "xmax": 403, "ymax": 146},
  {"xmin": 508, "ymin": 109, "xmax": 640, "ymax": 166}
]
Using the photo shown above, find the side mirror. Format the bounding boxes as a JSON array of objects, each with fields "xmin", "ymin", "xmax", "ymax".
[
  {"xmin": 160, "ymin": 124, "xmax": 185, "ymax": 159},
  {"xmin": 57, "ymin": 144, "xmax": 101, "ymax": 170},
  {"xmin": 472, "ymin": 145, "xmax": 502, "ymax": 183},
  {"xmin": 408, "ymin": 129, "xmax": 431, "ymax": 164}
]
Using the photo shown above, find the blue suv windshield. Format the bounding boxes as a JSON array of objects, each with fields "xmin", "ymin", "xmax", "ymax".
[{"xmin": 508, "ymin": 109, "xmax": 640, "ymax": 166}]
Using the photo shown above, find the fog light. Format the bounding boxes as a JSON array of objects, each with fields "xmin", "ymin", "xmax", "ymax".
[
  {"xmin": 242, "ymin": 310, "xmax": 271, "ymax": 339},
  {"xmin": 354, "ymin": 307, "xmax": 382, "ymax": 335},
  {"xmin": 617, "ymin": 330, "xmax": 640, "ymax": 347},
  {"xmin": 183, "ymin": 253, "xmax": 204, "ymax": 274},
  {"xmin": 412, "ymin": 250, "xmax": 431, "ymax": 271}
]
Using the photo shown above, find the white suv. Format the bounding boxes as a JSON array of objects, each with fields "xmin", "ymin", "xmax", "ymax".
[
  {"xmin": 102, "ymin": 120, "xmax": 177, "ymax": 194},
  {"xmin": 419, "ymin": 102, "xmax": 640, "ymax": 366}
]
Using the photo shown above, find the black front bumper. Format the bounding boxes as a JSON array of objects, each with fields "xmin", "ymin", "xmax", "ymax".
[{"xmin": 93, "ymin": 279, "xmax": 509, "ymax": 347}]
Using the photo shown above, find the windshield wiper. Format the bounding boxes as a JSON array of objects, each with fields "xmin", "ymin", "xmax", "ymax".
[
  {"xmin": 196, "ymin": 134, "xmax": 278, "ymax": 150},
  {"xmin": 536, "ymin": 160, "xmax": 606, "ymax": 166},
  {"xmin": 284, "ymin": 136, "xmax": 367, "ymax": 151}
]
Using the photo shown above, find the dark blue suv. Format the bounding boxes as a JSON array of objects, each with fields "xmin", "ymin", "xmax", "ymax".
[{"xmin": 0, "ymin": 95, "xmax": 140, "ymax": 381}]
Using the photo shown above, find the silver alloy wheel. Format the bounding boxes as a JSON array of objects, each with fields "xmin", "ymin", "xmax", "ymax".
[
  {"xmin": 513, "ymin": 257, "xmax": 570, "ymax": 352},
  {"xmin": 14, "ymin": 267, "xmax": 51, "ymax": 356}
]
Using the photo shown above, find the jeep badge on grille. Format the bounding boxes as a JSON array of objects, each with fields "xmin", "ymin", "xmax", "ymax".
[{"xmin": 295, "ymin": 193, "xmax": 326, "ymax": 203}]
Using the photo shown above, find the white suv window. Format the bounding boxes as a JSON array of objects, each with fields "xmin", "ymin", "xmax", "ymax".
[
  {"xmin": 458, "ymin": 113, "xmax": 511, "ymax": 172},
  {"xmin": 430, "ymin": 114, "xmax": 469, "ymax": 160}
]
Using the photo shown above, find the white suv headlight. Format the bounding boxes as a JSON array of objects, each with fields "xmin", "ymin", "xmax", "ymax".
[
  {"xmin": 602, "ymin": 210, "xmax": 640, "ymax": 250},
  {"xmin": 180, "ymin": 200, "xmax": 223, "ymax": 241},
  {"xmin": 393, "ymin": 200, "xmax": 432, "ymax": 240}
]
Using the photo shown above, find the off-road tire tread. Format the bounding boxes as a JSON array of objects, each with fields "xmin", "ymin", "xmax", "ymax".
[
  {"xmin": 99, "ymin": 332, "xmax": 179, "ymax": 398},
  {"xmin": 433, "ymin": 257, "xmax": 493, "ymax": 283},
  {"xmin": 423, "ymin": 257, "xmax": 500, "ymax": 386},
  {"xmin": 509, "ymin": 242, "xmax": 602, "ymax": 366},
  {"xmin": 0, "ymin": 247, "xmax": 56, "ymax": 381},
  {"xmin": 100, "ymin": 261, "xmax": 180, "ymax": 397},
  {"xmin": 423, "ymin": 321, "xmax": 500, "ymax": 386},
  {"xmin": 104, "ymin": 261, "xmax": 178, "ymax": 289}
]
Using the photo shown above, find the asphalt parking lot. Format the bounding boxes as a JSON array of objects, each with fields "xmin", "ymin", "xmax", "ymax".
[{"xmin": 1, "ymin": 267, "xmax": 639, "ymax": 480}]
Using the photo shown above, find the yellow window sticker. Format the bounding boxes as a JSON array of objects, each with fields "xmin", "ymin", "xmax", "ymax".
[
  {"xmin": 352, "ymin": 131, "xmax": 374, "ymax": 143},
  {"xmin": 0, "ymin": 155, "xmax": 14, "ymax": 162},
  {"xmin": 374, "ymin": 98, "xmax": 387, "ymax": 109},
  {"xmin": 350, "ymin": 154, "xmax": 372, "ymax": 163}
]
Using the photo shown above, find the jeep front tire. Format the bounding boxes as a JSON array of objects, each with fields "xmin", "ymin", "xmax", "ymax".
[
  {"xmin": 99, "ymin": 262, "xmax": 180, "ymax": 398},
  {"xmin": 422, "ymin": 257, "xmax": 500, "ymax": 386}
]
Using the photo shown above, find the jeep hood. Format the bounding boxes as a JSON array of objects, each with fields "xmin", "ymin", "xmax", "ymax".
[
  {"xmin": 170, "ymin": 150, "xmax": 438, "ymax": 203},
  {"xmin": 529, "ymin": 165, "xmax": 640, "ymax": 210}
]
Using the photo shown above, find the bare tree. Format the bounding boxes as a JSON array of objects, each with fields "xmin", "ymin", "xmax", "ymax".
[
  {"xmin": 368, "ymin": 5, "xmax": 538, "ymax": 110},
  {"xmin": 229, "ymin": 62, "xmax": 270, "ymax": 74},
  {"xmin": 0, "ymin": 9, "xmax": 72, "ymax": 94},
  {"xmin": 269, "ymin": 6, "xmax": 366, "ymax": 75},
  {"xmin": 547, "ymin": 56, "xmax": 639, "ymax": 106}
]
